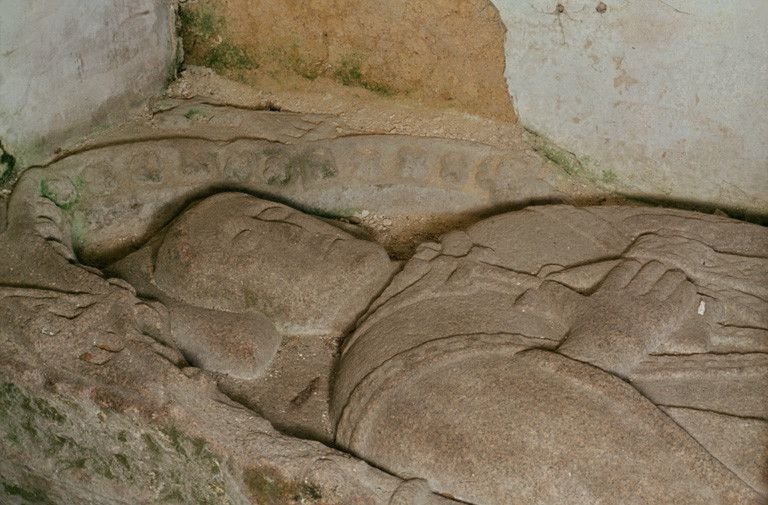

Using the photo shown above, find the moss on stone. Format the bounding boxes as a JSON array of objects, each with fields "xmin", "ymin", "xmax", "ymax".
[
  {"xmin": 204, "ymin": 41, "xmax": 254, "ymax": 73},
  {"xmin": 114, "ymin": 453, "xmax": 131, "ymax": 470},
  {"xmin": 0, "ymin": 146, "xmax": 16, "ymax": 187},
  {"xmin": 2, "ymin": 482, "xmax": 54, "ymax": 505},
  {"xmin": 526, "ymin": 127, "xmax": 622, "ymax": 188},
  {"xmin": 599, "ymin": 169, "xmax": 618, "ymax": 184},
  {"xmin": 0, "ymin": 382, "xmax": 236, "ymax": 504},
  {"xmin": 142, "ymin": 432, "xmax": 162, "ymax": 456},
  {"xmin": 334, "ymin": 56, "xmax": 395, "ymax": 96},
  {"xmin": 161, "ymin": 425, "xmax": 188, "ymax": 458},
  {"xmin": 268, "ymin": 43, "xmax": 320, "ymax": 80},
  {"xmin": 70, "ymin": 211, "xmax": 87, "ymax": 251},
  {"xmin": 0, "ymin": 383, "xmax": 65, "ymax": 423},
  {"xmin": 540, "ymin": 143, "xmax": 581, "ymax": 176},
  {"xmin": 179, "ymin": 6, "xmax": 220, "ymax": 39},
  {"xmin": 183, "ymin": 108, "xmax": 207, "ymax": 120},
  {"xmin": 244, "ymin": 465, "xmax": 322, "ymax": 504},
  {"xmin": 179, "ymin": 3, "xmax": 255, "ymax": 75}
]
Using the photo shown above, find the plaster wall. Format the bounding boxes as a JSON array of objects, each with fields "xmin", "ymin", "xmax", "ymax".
[
  {"xmin": 492, "ymin": 0, "xmax": 768, "ymax": 213},
  {"xmin": 0, "ymin": 0, "xmax": 176, "ymax": 165}
]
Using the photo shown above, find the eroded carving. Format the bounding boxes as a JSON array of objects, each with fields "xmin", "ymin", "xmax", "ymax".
[
  {"xmin": 332, "ymin": 205, "xmax": 768, "ymax": 503},
  {"xmin": 2, "ymin": 161, "xmax": 766, "ymax": 503}
]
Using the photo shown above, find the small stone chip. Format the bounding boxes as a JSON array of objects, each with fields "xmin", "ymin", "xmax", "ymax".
[
  {"xmin": 79, "ymin": 347, "xmax": 113, "ymax": 365},
  {"xmin": 290, "ymin": 377, "xmax": 320, "ymax": 407}
]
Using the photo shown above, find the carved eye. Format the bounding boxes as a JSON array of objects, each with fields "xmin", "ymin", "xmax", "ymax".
[
  {"xmin": 596, "ymin": 1, "xmax": 607, "ymax": 13},
  {"xmin": 556, "ymin": 3, "xmax": 565, "ymax": 13}
]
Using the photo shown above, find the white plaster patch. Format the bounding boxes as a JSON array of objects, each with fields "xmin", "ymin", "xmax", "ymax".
[{"xmin": 491, "ymin": 0, "xmax": 768, "ymax": 213}]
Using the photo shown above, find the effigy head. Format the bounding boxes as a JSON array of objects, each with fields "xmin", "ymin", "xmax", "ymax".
[{"xmin": 111, "ymin": 191, "xmax": 397, "ymax": 337}]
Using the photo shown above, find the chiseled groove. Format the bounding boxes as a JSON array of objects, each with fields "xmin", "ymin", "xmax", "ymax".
[
  {"xmin": 339, "ymin": 331, "xmax": 557, "ymax": 434},
  {"xmin": 0, "ymin": 282, "xmax": 94, "ymax": 297},
  {"xmin": 659, "ymin": 403, "xmax": 768, "ymax": 423},
  {"xmin": 37, "ymin": 134, "xmax": 288, "ymax": 169},
  {"xmin": 647, "ymin": 351, "xmax": 768, "ymax": 358},
  {"xmin": 657, "ymin": 404, "xmax": 767, "ymax": 497}
]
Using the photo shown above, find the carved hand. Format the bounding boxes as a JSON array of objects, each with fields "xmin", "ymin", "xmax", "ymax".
[{"xmin": 558, "ymin": 259, "xmax": 700, "ymax": 378}]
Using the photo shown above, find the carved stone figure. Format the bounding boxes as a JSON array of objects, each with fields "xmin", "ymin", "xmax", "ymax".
[
  {"xmin": 332, "ymin": 205, "xmax": 768, "ymax": 503},
  {"xmin": 106, "ymin": 191, "xmax": 395, "ymax": 378},
  {"xmin": 2, "ymin": 164, "xmax": 766, "ymax": 503}
]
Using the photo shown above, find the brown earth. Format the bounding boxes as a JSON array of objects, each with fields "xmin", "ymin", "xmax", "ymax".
[{"xmin": 178, "ymin": 0, "xmax": 516, "ymax": 122}]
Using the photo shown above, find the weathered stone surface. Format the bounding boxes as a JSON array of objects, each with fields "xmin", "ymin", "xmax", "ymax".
[
  {"xmin": 4, "ymin": 141, "xmax": 767, "ymax": 503},
  {"xmin": 333, "ymin": 205, "xmax": 768, "ymax": 503},
  {"xmin": 341, "ymin": 346, "xmax": 757, "ymax": 504},
  {"xmin": 661, "ymin": 406, "xmax": 768, "ymax": 497},
  {"xmin": 40, "ymin": 101, "xmax": 585, "ymax": 264},
  {"xmin": 0, "ymin": 170, "xmax": 461, "ymax": 505},
  {"xmin": 109, "ymin": 192, "xmax": 396, "ymax": 338}
]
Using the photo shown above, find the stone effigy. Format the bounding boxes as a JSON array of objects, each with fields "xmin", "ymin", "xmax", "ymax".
[
  {"xmin": 0, "ymin": 172, "xmax": 457, "ymax": 505},
  {"xmin": 1, "ymin": 134, "xmax": 766, "ymax": 503},
  {"xmin": 332, "ymin": 205, "xmax": 768, "ymax": 504},
  {"xmin": 105, "ymin": 191, "xmax": 396, "ymax": 378}
]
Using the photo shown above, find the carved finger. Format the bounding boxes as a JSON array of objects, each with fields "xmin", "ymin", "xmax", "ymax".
[
  {"xmin": 598, "ymin": 259, "xmax": 643, "ymax": 292},
  {"xmin": 627, "ymin": 260, "xmax": 667, "ymax": 295},
  {"xmin": 648, "ymin": 269, "xmax": 687, "ymax": 300},
  {"xmin": 666, "ymin": 275, "xmax": 699, "ymax": 312}
]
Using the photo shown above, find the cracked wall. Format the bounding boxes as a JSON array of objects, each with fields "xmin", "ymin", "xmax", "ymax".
[
  {"xmin": 491, "ymin": 0, "xmax": 768, "ymax": 214},
  {"xmin": 0, "ymin": 0, "xmax": 177, "ymax": 167}
]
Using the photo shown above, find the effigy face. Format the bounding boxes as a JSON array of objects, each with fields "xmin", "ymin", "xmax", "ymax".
[
  {"xmin": 113, "ymin": 192, "xmax": 396, "ymax": 337},
  {"xmin": 1, "ymin": 151, "xmax": 766, "ymax": 503},
  {"xmin": 105, "ymin": 191, "xmax": 396, "ymax": 379}
]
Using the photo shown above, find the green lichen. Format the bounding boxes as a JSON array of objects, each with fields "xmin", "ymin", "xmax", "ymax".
[
  {"xmin": 334, "ymin": 57, "xmax": 364, "ymax": 86},
  {"xmin": 0, "ymin": 383, "xmax": 65, "ymax": 423},
  {"xmin": 114, "ymin": 453, "xmax": 131, "ymax": 471},
  {"xmin": 39, "ymin": 176, "xmax": 85, "ymax": 212},
  {"xmin": 268, "ymin": 43, "xmax": 320, "ymax": 80},
  {"xmin": 70, "ymin": 211, "xmax": 87, "ymax": 251},
  {"xmin": 183, "ymin": 108, "xmax": 207, "ymax": 120},
  {"xmin": 204, "ymin": 41, "xmax": 254, "ymax": 73},
  {"xmin": 326, "ymin": 208, "xmax": 361, "ymax": 219},
  {"xmin": 244, "ymin": 466, "xmax": 322, "ymax": 505},
  {"xmin": 46, "ymin": 434, "xmax": 73, "ymax": 456},
  {"xmin": 0, "ymin": 146, "xmax": 16, "ymax": 187},
  {"xmin": 0, "ymin": 163, "xmax": 15, "ymax": 186},
  {"xmin": 539, "ymin": 143, "xmax": 582, "ymax": 176},
  {"xmin": 0, "ymin": 382, "xmax": 237, "ymax": 504},
  {"xmin": 178, "ymin": 5, "xmax": 221, "ymax": 40},
  {"xmin": 599, "ymin": 169, "xmax": 618, "ymax": 184},
  {"xmin": 161, "ymin": 425, "xmax": 188, "ymax": 458},
  {"xmin": 526, "ymin": 128, "xmax": 620, "ymax": 188},
  {"xmin": 2, "ymin": 482, "xmax": 54, "ymax": 505},
  {"xmin": 142, "ymin": 432, "xmax": 162, "ymax": 456},
  {"xmin": 159, "ymin": 489, "xmax": 185, "ymax": 503},
  {"xmin": 334, "ymin": 56, "xmax": 394, "ymax": 96},
  {"xmin": 179, "ymin": 3, "xmax": 256, "ymax": 75}
]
